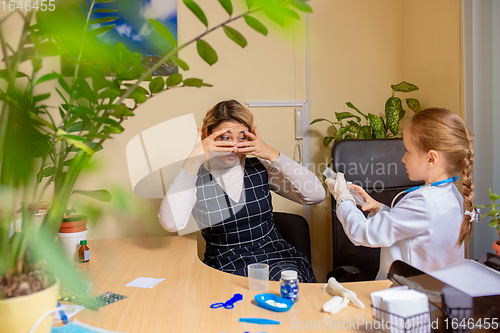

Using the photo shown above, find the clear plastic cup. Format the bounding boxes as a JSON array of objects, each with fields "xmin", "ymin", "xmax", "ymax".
[{"xmin": 248, "ymin": 263, "xmax": 269, "ymax": 291}]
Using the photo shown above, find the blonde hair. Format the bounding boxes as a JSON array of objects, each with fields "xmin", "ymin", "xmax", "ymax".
[
  {"xmin": 406, "ymin": 108, "xmax": 474, "ymax": 245},
  {"xmin": 202, "ymin": 100, "xmax": 254, "ymax": 139}
]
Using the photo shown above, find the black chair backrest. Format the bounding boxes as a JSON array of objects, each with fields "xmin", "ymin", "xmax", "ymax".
[
  {"xmin": 330, "ymin": 139, "xmax": 422, "ymax": 281},
  {"xmin": 273, "ymin": 212, "xmax": 312, "ymax": 263}
]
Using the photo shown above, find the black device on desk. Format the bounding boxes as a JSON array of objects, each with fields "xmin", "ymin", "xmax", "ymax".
[
  {"xmin": 387, "ymin": 260, "xmax": 500, "ymax": 332},
  {"xmin": 483, "ymin": 253, "xmax": 500, "ymax": 272}
]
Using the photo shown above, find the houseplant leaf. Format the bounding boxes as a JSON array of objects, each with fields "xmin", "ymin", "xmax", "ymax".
[
  {"xmin": 310, "ymin": 118, "xmax": 334, "ymax": 125},
  {"xmin": 391, "ymin": 81, "xmax": 419, "ymax": 93},
  {"xmin": 223, "ymin": 26, "xmax": 247, "ymax": 48},
  {"xmin": 218, "ymin": 0, "xmax": 233, "ymax": 15},
  {"xmin": 334, "ymin": 126, "xmax": 349, "ymax": 140},
  {"xmin": 196, "ymin": 40, "xmax": 218, "ymax": 65},
  {"xmin": 346, "ymin": 102, "xmax": 368, "ymax": 119},
  {"xmin": 246, "ymin": 0, "xmax": 255, "ymax": 9},
  {"xmin": 335, "ymin": 112, "xmax": 361, "ymax": 122},
  {"xmin": 490, "ymin": 188, "xmax": 500, "ymax": 201},
  {"xmin": 291, "ymin": 0, "xmax": 313, "ymax": 13},
  {"xmin": 87, "ymin": 25, "xmax": 115, "ymax": 37},
  {"xmin": 357, "ymin": 126, "xmax": 372, "ymax": 140},
  {"xmin": 171, "ymin": 57, "xmax": 189, "ymax": 71},
  {"xmin": 183, "ymin": 78, "xmax": 213, "ymax": 87},
  {"xmin": 282, "ymin": 8, "xmax": 300, "ymax": 20},
  {"xmin": 149, "ymin": 77, "xmax": 165, "ymax": 93},
  {"xmin": 385, "ymin": 97, "xmax": 402, "ymax": 135},
  {"xmin": 35, "ymin": 72, "xmax": 62, "ymax": 84},
  {"xmin": 88, "ymin": 17, "xmax": 118, "ymax": 25},
  {"xmin": 72, "ymin": 190, "xmax": 112, "ymax": 202},
  {"xmin": 323, "ymin": 136, "xmax": 335, "ymax": 148},
  {"xmin": 166, "ymin": 73, "xmax": 183, "ymax": 87},
  {"xmin": 405, "ymin": 98, "xmax": 421, "ymax": 113},
  {"xmin": 263, "ymin": 7, "xmax": 285, "ymax": 27},
  {"xmin": 183, "ymin": 0, "xmax": 208, "ymax": 27},
  {"xmin": 368, "ymin": 114, "xmax": 386, "ymax": 138},
  {"xmin": 244, "ymin": 15, "xmax": 268, "ymax": 36},
  {"xmin": 148, "ymin": 19, "xmax": 176, "ymax": 48}
]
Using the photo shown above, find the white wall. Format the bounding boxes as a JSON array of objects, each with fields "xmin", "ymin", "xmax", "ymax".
[{"xmin": 463, "ymin": 0, "xmax": 500, "ymax": 258}]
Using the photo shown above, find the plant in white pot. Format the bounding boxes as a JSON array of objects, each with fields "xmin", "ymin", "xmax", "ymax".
[
  {"xmin": 474, "ymin": 189, "xmax": 500, "ymax": 255},
  {"xmin": 0, "ymin": 0, "xmax": 312, "ymax": 332}
]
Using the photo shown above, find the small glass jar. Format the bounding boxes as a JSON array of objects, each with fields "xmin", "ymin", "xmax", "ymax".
[
  {"xmin": 78, "ymin": 240, "xmax": 90, "ymax": 262},
  {"xmin": 280, "ymin": 270, "xmax": 299, "ymax": 302}
]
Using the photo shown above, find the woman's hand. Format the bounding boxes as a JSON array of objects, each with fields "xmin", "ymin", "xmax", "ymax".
[
  {"xmin": 348, "ymin": 184, "xmax": 382, "ymax": 214},
  {"xmin": 236, "ymin": 126, "xmax": 280, "ymax": 162},
  {"xmin": 183, "ymin": 128, "xmax": 237, "ymax": 174}
]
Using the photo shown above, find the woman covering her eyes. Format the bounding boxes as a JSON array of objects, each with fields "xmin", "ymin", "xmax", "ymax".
[{"xmin": 159, "ymin": 100, "xmax": 325, "ymax": 282}]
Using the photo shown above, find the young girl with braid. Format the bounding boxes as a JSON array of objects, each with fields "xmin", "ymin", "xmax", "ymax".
[{"xmin": 327, "ymin": 108, "xmax": 474, "ymax": 280}]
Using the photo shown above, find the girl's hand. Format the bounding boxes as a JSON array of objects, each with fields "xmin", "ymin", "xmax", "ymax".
[
  {"xmin": 348, "ymin": 184, "xmax": 382, "ymax": 214},
  {"xmin": 235, "ymin": 126, "xmax": 280, "ymax": 162}
]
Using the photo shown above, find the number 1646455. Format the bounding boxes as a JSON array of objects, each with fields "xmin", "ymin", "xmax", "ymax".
[{"xmin": 2, "ymin": 0, "xmax": 55, "ymax": 11}]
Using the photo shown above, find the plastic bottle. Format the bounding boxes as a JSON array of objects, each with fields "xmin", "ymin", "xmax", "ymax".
[
  {"xmin": 323, "ymin": 167, "xmax": 367, "ymax": 207},
  {"xmin": 78, "ymin": 240, "xmax": 90, "ymax": 262},
  {"xmin": 280, "ymin": 270, "xmax": 299, "ymax": 302}
]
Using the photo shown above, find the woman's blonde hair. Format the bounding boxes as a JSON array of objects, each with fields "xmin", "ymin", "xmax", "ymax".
[
  {"xmin": 202, "ymin": 100, "xmax": 254, "ymax": 139},
  {"xmin": 406, "ymin": 108, "xmax": 474, "ymax": 245}
]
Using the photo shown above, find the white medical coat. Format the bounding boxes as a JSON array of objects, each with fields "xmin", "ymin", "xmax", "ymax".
[{"xmin": 337, "ymin": 183, "xmax": 465, "ymax": 280}]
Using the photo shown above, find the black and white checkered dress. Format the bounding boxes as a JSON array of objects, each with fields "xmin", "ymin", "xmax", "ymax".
[{"xmin": 192, "ymin": 157, "xmax": 316, "ymax": 283}]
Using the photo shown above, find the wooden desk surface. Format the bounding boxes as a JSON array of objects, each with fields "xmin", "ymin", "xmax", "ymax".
[{"xmin": 73, "ymin": 236, "xmax": 391, "ymax": 332}]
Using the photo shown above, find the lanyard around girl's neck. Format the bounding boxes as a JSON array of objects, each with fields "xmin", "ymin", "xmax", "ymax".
[
  {"xmin": 391, "ymin": 176, "xmax": 460, "ymax": 208},
  {"xmin": 404, "ymin": 176, "xmax": 460, "ymax": 193}
]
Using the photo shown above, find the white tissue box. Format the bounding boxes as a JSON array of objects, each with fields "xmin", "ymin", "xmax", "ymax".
[{"xmin": 371, "ymin": 287, "xmax": 431, "ymax": 333}]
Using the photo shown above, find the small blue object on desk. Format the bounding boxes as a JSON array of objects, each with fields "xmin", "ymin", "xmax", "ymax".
[
  {"xmin": 254, "ymin": 293, "xmax": 294, "ymax": 312},
  {"xmin": 210, "ymin": 293, "xmax": 243, "ymax": 309},
  {"xmin": 57, "ymin": 302, "xmax": 69, "ymax": 325},
  {"xmin": 239, "ymin": 318, "xmax": 280, "ymax": 325}
]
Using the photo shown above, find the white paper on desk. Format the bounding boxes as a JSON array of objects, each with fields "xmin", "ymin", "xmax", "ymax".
[
  {"xmin": 125, "ymin": 277, "xmax": 165, "ymax": 288},
  {"xmin": 428, "ymin": 259, "xmax": 500, "ymax": 297},
  {"xmin": 54, "ymin": 305, "xmax": 84, "ymax": 320}
]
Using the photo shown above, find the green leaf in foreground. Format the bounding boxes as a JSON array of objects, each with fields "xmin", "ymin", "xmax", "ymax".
[
  {"xmin": 244, "ymin": 15, "xmax": 268, "ymax": 36},
  {"xmin": 171, "ymin": 57, "xmax": 189, "ymax": 71},
  {"xmin": 218, "ymin": 0, "xmax": 233, "ymax": 15},
  {"xmin": 196, "ymin": 40, "xmax": 218, "ymax": 65},
  {"xmin": 72, "ymin": 189, "xmax": 112, "ymax": 202},
  {"xmin": 166, "ymin": 73, "xmax": 183, "ymax": 87},
  {"xmin": 148, "ymin": 19, "xmax": 176, "ymax": 47},
  {"xmin": 223, "ymin": 26, "xmax": 247, "ymax": 48},
  {"xmin": 183, "ymin": 0, "xmax": 208, "ymax": 27}
]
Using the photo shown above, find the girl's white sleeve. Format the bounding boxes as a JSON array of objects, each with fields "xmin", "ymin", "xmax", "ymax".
[
  {"xmin": 336, "ymin": 191, "xmax": 432, "ymax": 247},
  {"xmin": 158, "ymin": 169, "xmax": 197, "ymax": 232},
  {"xmin": 259, "ymin": 153, "xmax": 325, "ymax": 205}
]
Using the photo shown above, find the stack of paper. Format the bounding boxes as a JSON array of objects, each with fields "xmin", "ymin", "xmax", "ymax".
[{"xmin": 371, "ymin": 287, "xmax": 430, "ymax": 333}]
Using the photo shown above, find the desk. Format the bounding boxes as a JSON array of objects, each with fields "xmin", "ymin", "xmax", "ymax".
[{"xmin": 73, "ymin": 236, "xmax": 391, "ymax": 332}]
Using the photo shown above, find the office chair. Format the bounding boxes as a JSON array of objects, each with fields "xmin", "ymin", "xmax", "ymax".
[
  {"xmin": 273, "ymin": 212, "xmax": 312, "ymax": 264},
  {"xmin": 328, "ymin": 139, "xmax": 422, "ymax": 282}
]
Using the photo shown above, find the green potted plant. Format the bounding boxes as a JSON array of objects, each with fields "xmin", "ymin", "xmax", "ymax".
[
  {"xmin": 0, "ymin": 0, "xmax": 313, "ymax": 331},
  {"xmin": 311, "ymin": 81, "xmax": 421, "ymax": 147},
  {"xmin": 475, "ymin": 189, "xmax": 500, "ymax": 255}
]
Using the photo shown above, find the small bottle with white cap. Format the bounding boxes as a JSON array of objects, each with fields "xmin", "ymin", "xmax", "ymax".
[{"xmin": 280, "ymin": 270, "xmax": 299, "ymax": 302}]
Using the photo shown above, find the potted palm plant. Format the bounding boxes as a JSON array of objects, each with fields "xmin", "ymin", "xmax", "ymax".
[
  {"xmin": 0, "ymin": 0, "xmax": 313, "ymax": 331},
  {"xmin": 475, "ymin": 189, "xmax": 500, "ymax": 255}
]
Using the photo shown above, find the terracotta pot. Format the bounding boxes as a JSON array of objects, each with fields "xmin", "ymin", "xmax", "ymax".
[
  {"xmin": 492, "ymin": 240, "xmax": 500, "ymax": 256},
  {"xmin": 58, "ymin": 215, "xmax": 87, "ymax": 233},
  {"xmin": 0, "ymin": 278, "xmax": 59, "ymax": 333}
]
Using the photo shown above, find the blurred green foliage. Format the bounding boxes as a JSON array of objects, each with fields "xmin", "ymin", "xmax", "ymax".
[{"xmin": 0, "ymin": 0, "xmax": 313, "ymax": 297}]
